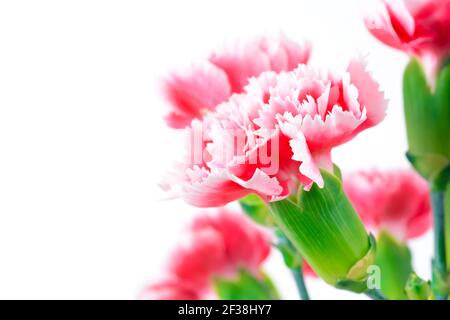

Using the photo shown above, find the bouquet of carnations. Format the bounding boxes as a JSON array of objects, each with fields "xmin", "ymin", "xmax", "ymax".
[{"xmin": 142, "ymin": 0, "xmax": 450, "ymax": 300}]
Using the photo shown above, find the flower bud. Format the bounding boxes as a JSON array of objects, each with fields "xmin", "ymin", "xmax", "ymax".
[
  {"xmin": 403, "ymin": 59, "xmax": 450, "ymax": 181},
  {"xmin": 213, "ymin": 269, "xmax": 280, "ymax": 300},
  {"xmin": 375, "ymin": 231, "xmax": 412, "ymax": 300},
  {"xmin": 269, "ymin": 170, "xmax": 374, "ymax": 290},
  {"xmin": 405, "ymin": 273, "xmax": 432, "ymax": 300}
]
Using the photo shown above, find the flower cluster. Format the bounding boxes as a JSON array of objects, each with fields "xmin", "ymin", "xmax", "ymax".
[
  {"xmin": 141, "ymin": 210, "xmax": 271, "ymax": 300},
  {"xmin": 153, "ymin": 0, "xmax": 450, "ymax": 299}
]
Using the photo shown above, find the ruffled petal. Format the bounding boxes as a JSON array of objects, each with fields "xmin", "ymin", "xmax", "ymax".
[
  {"xmin": 181, "ymin": 168, "xmax": 252, "ymax": 208},
  {"xmin": 365, "ymin": 1, "xmax": 406, "ymax": 50},
  {"xmin": 346, "ymin": 56, "xmax": 388, "ymax": 132},
  {"xmin": 163, "ymin": 62, "xmax": 231, "ymax": 128},
  {"xmin": 289, "ymin": 133, "xmax": 324, "ymax": 189},
  {"xmin": 300, "ymin": 107, "xmax": 366, "ymax": 151},
  {"xmin": 210, "ymin": 40, "xmax": 272, "ymax": 93}
]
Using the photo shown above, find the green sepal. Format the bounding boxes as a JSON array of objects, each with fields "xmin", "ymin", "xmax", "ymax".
[
  {"xmin": 334, "ymin": 279, "xmax": 368, "ymax": 294},
  {"xmin": 239, "ymin": 194, "xmax": 274, "ymax": 226},
  {"xmin": 375, "ymin": 230, "xmax": 412, "ymax": 300},
  {"xmin": 430, "ymin": 165, "xmax": 450, "ymax": 192},
  {"xmin": 334, "ymin": 234, "xmax": 377, "ymax": 293},
  {"xmin": 333, "ymin": 164, "xmax": 342, "ymax": 181},
  {"xmin": 405, "ymin": 273, "xmax": 432, "ymax": 300},
  {"xmin": 406, "ymin": 152, "xmax": 449, "ymax": 183},
  {"xmin": 213, "ymin": 269, "xmax": 280, "ymax": 300},
  {"xmin": 269, "ymin": 170, "xmax": 371, "ymax": 286},
  {"xmin": 346, "ymin": 234, "xmax": 377, "ymax": 281}
]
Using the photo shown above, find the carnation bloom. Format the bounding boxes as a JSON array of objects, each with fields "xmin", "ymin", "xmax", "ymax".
[
  {"xmin": 344, "ymin": 169, "xmax": 432, "ymax": 241},
  {"xmin": 141, "ymin": 210, "xmax": 271, "ymax": 299},
  {"xmin": 165, "ymin": 57, "xmax": 387, "ymax": 207},
  {"xmin": 365, "ymin": 0, "xmax": 450, "ymax": 78},
  {"xmin": 163, "ymin": 34, "xmax": 311, "ymax": 128}
]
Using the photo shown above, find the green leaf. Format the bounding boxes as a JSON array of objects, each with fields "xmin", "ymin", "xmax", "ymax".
[
  {"xmin": 403, "ymin": 59, "xmax": 450, "ymax": 181},
  {"xmin": 375, "ymin": 230, "xmax": 412, "ymax": 300},
  {"xmin": 213, "ymin": 269, "xmax": 280, "ymax": 300},
  {"xmin": 269, "ymin": 170, "xmax": 371, "ymax": 286},
  {"xmin": 239, "ymin": 194, "xmax": 274, "ymax": 226}
]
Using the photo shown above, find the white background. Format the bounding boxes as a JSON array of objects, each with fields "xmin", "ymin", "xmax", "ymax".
[{"xmin": 0, "ymin": 0, "xmax": 432, "ymax": 299}]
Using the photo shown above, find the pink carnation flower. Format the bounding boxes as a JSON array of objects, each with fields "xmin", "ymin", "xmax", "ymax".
[
  {"xmin": 344, "ymin": 169, "xmax": 432, "ymax": 241},
  {"xmin": 366, "ymin": 0, "xmax": 450, "ymax": 78},
  {"xmin": 165, "ymin": 57, "xmax": 387, "ymax": 207},
  {"xmin": 163, "ymin": 35, "xmax": 311, "ymax": 128},
  {"xmin": 141, "ymin": 210, "xmax": 271, "ymax": 300}
]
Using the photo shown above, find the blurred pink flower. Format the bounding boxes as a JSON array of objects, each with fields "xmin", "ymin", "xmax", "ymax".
[
  {"xmin": 165, "ymin": 57, "xmax": 387, "ymax": 207},
  {"xmin": 141, "ymin": 210, "xmax": 271, "ymax": 300},
  {"xmin": 344, "ymin": 169, "xmax": 432, "ymax": 241},
  {"xmin": 302, "ymin": 261, "xmax": 316, "ymax": 278},
  {"xmin": 163, "ymin": 34, "xmax": 311, "ymax": 128},
  {"xmin": 366, "ymin": 0, "xmax": 450, "ymax": 78},
  {"xmin": 139, "ymin": 277, "xmax": 200, "ymax": 300}
]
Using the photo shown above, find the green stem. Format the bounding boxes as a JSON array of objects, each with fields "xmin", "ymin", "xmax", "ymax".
[
  {"xmin": 365, "ymin": 289, "xmax": 387, "ymax": 300},
  {"xmin": 291, "ymin": 267, "xmax": 310, "ymax": 300},
  {"xmin": 275, "ymin": 231, "xmax": 311, "ymax": 300},
  {"xmin": 431, "ymin": 190, "xmax": 448, "ymax": 300}
]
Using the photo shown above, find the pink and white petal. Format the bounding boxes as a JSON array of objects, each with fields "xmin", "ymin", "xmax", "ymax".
[
  {"xmin": 365, "ymin": 2, "xmax": 405, "ymax": 50},
  {"xmin": 163, "ymin": 62, "xmax": 232, "ymax": 127},
  {"xmin": 384, "ymin": 0, "xmax": 415, "ymax": 38},
  {"xmin": 289, "ymin": 133, "xmax": 324, "ymax": 188},
  {"xmin": 403, "ymin": 0, "xmax": 430, "ymax": 13},
  {"xmin": 300, "ymin": 107, "xmax": 365, "ymax": 151},
  {"xmin": 281, "ymin": 36, "xmax": 312, "ymax": 70},
  {"xmin": 259, "ymin": 36, "xmax": 290, "ymax": 72},
  {"xmin": 346, "ymin": 56, "xmax": 388, "ymax": 131},
  {"xmin": 228, "ymin": 168, "xmax": 284, "ymax": 198},
  {"xmin": 182, "ymin": 170, "xmax": 251, "ymax": 207},
  {"xmin": 210, "ymin": 41, "xmax": 272, "ymax": 93},
  {"xmin": 276, "ymin": 112, "xmax": 303, "ymax": 139},
  {"xmin": 317, "ymin": 83, "xmax": 331, "ymax": 119},
  {"xmin": 313, "ymin": 151, "xmax": 333, "ymax": 172},
  {"xmin": 341, "ymin": 73, "xmax": 362, "ymax": 118}
]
